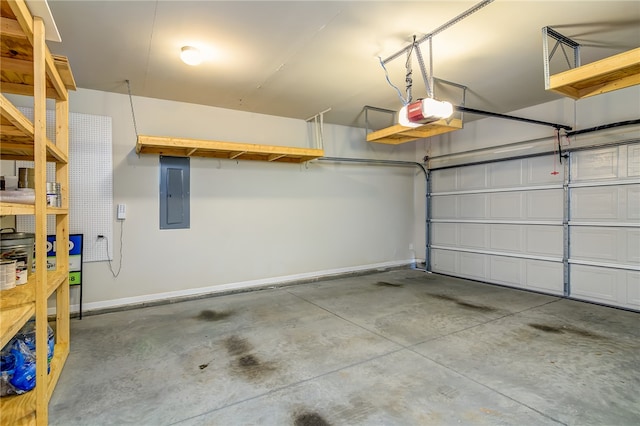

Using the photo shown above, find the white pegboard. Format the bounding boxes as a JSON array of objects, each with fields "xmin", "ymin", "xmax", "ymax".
[{"xmin": 16, "ymin": 108, "xmax": 113, "ymax": 262}]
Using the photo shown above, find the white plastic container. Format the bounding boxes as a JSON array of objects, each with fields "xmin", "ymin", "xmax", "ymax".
[{"xmin": 0, "ymin": 259, "xmax": 16, "ymax": 290}]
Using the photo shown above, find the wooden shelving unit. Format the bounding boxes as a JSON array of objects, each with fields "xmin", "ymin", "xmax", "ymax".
[
  {"xmin": 548, "ymin": 47, "xmax": 640, "ymax": 99},
  {"xmin": 0, "ymin": 0, "xmax": 75, "ymax": 424},
  {"xmin": 136, "ymin": 135, "xmax": 324, "ymax": 163},
  {"xmin": 366, "ymin": 118, "xmax": 463, "ymax": 145}
]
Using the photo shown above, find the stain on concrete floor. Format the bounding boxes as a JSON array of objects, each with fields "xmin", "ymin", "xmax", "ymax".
[
  {"xmin": 374, "ymin": 281, "xmax": 404, "ymax": 288},
  {"xmin": 294, "ymin": 411, "xmax": 330, "ymax": 426},
  {"xmin": 196, "ymin": 309, "xmax": 233, "ymax": 321},
  {"xmin": 427, "ymin": 293, "xmax": 497, "ymax": 312}
]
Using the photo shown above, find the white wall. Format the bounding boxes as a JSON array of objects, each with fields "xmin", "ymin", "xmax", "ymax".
[{"xmin": 39, "ymin": 89, "xmax": 418, "ymax": 311}]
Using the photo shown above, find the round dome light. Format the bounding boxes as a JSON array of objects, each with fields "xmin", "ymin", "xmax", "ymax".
[{"xmin": 180, "ymin": 46, "xmax": 202, "ymax": 66}]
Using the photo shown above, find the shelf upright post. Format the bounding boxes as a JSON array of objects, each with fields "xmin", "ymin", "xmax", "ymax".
[
  {"xmin": 55, "ymin": 97, "xmax": 70, "ymax": 347},
  {"xmin": 32, "ymin": 15, "xmax": 49, "ymax": 426}
]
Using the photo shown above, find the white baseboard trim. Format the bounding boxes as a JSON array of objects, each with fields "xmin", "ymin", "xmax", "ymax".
[{"xmin": 55, "ymin": 259, "xmax": 414, "ymax": 316}]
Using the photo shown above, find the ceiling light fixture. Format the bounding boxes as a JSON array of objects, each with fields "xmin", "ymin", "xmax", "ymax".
[{"xmin": 180, "ymin": 46, "xmax": 202, "ymax": 66}]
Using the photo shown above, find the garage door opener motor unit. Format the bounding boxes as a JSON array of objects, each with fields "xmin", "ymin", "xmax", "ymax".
[{"xmin": 399, "ymin": 98, "xmax": 454, "ymax": 127}]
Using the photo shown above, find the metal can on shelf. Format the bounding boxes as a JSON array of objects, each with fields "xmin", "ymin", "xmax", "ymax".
[
  {"xmin": 46, "ymin": 182, "xmax": 61, "ymax": 207},
  {"xmin": 0, "ymin": 228, "xmax": 34, "ymax": 284},
  {"xmin": 18, "ymin": 167, "xmax": 35, "ymax": 189}
]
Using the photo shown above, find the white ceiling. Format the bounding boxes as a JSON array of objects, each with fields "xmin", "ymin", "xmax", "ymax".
[{"xmin": 45, "ymin": 0, "xmax": 640, "ymax": 128}]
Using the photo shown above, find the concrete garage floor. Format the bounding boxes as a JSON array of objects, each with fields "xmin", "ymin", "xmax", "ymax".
[{"xmin": 49, "ymin": 269, "xmax": 640, "ymax": 426}]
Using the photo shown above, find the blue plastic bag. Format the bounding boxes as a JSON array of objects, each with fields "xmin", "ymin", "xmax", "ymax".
[{"xmin": 0, "ymin": 319, "xmax": 54, "ymax": 396}]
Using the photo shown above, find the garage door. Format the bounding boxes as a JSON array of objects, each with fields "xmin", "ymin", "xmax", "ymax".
[
  {"xmin": 569, "ymin": 143, "xmax": 640, "ymax": 310},
  {"xmin": 430, "ymin": 155, "xmax": 565, "ymax": 295}
]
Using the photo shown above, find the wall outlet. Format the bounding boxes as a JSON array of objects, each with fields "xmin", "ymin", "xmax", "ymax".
[{"xmin": 117, "ymin": 203, "xmax": 126, "ymax": 220}]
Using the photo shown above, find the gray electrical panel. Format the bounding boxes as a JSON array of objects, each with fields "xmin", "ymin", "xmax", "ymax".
[{"xmin": 159, "ymin": 156, "xmax": 190, "ymax": 229}]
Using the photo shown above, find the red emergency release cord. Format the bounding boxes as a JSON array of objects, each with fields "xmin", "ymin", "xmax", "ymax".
[{"xmin": 551, "ymin": 129, "xmax": 560, "ymax": 175}]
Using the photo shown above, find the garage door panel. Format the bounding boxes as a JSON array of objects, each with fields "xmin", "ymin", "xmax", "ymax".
[
  {"xmin": 571, "ymin": 187, "xmax": 619, "ymax": 220},
  {"xmin": 526, "ymin": 261, "xmax": 563, "ymax": 294},
  {"xmin": 570, "ymin": 228, "xmax": 620, "ymax": 262},
  {"xmin": 490, "ymin": 225, "xmax": 522, "ymax": 252},
  {"xmin": 489, "ymin": 192, "xmax": 522, "ymax": 219},
  {"xmin": 571, "ymin": 265, "xmax": 618, "ymax": 303},
  {"xmin": 432, "ymin": 223, "xmax": 457, "ymax": 246},
  {"xmin": 526, "ymin": 190, "xmax": 563, "ymax": 219},
  {"xmin": 627, "ymin": 145, "xmax": 640, "ymax": 177},
  {"xmin": 459, "ymin": 252, "xmax": 487, "ymax": 279},
  {"xmin": 528, "ymin": 156, "xmax": 564, "ymax": 184},
  {"xmin": 432, "ymin": 195, "xmax": 457, "ymax": 219},
  {"xmin": 489, "ymin": 161, "xmax": 522, "ymax": 187},
  {"xmin": 627, "ymin": 229, "xmax": 640, "ymax": 264},
  {"xmin": 431, "ymin": 249, "xmax": 456, "ymax": 273},
  {"xmin": 459, "ymin": 194, "xmax": 487, "ymax": 219},
  {"xmin": 627, "ymin": 272, "xmax": 640, "ymax": 308},
  {"xmin": 459, "ymin": 223, "xmax": 486, "ymax": 249},
  {"xmin": 572, "ymin": 147, "xmax": 619, "ymax": 181},
  {"xmin": 526, "ymin": 226, "xmax": 563, "ymax": 257},
  {"xmin": 431, "ymin": 168, "xmax": 457, "ymax": 192},
  {"xmin": 431, "ymin": 248, "xmax": 562, "ymax": 294},
  {"xmin": 489, "ymin": 256, "xmax": 522, "ymax": 285},
  {"xmin": 459, "ymin": 164, "xmax": 487, "ymax": 190},
  {"xmin": 627, "ymin": 186, "xmax": 640, "ymax": 220},
  {"xmin": 434, "ymin": 224, "xmax": 562, "ymax": 259}
]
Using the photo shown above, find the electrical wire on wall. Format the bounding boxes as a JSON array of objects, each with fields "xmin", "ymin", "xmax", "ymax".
[{"xmin": 105, "ymin": 219, "xmax": 124, "ymax": 278}]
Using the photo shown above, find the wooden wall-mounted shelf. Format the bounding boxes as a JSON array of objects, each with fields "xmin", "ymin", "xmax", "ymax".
[
  {"xmin": 136, "ymin": 135, "xmax": 324, "ymax": 163},
  {"xmin": 548, "ymin": 47, "xmax": 640, "ymax": 99},
  {"xmin": 366, "ymin": 118, "xmax": 463, "ymax": 145}
]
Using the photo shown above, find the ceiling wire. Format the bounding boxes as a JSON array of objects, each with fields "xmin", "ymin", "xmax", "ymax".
[
  {"xmin": 405, "ymin": 36, "xmax": 415, "ymax": 103},
  {"xmin": 379, "ymin": 0, "xmax": 494, "ymax": 104},
  {"xmin": 382, "ymin": 0, "xmax": 495, "ymax": 65},
  {"xmin": 141, "ymin": 0, "xmax": 159, "ymax": 93},
  {"xmin": 125, "ymin": 79, "xmax": 139, "ymax": 138},
  {"xmin": 378, "ymin": 56, "xmax": 408, "ymax": 106}
]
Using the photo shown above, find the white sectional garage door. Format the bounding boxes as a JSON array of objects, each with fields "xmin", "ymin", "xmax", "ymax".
[
  {"xmin": 430, "ymin": 155, "xmax": 565, "ymax": 295},
  {"xmin": 428, "ymin": 143, "xmax": 640, "ymax": 311},
  {"xmin": 569, "ymin": 143, "xmax": 640, "ymax": 310}
]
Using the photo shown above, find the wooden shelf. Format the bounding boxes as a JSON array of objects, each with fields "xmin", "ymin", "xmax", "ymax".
[
  {"xmin": 0, "ymin": 94, "xmax": 68, "ymax": 162},
  {"xmin": 548, "ymin": 47, "xmax": 640, "ymax": 99},
  {"xmin": 0, "ymin": 342, "xmax": 69, "ymax": 425},
  {"xmin": 136, "ymin": 135, "xmax": 324, "ymax": 163},
  {"xmin": 0, "ymin": 302, "xmax": 34, "ymax": 349},
  {"xmin": 0, "ymin": 3, "xmax": 76, "ymax": 100},
  {"xmin": 366, "ymin": 118, "xmax": 463, "ymax": 145},
  {"xmin": 0, "ymin": 270, "xmax": 69, "ymax": 311},
  {"xmin": 0, "ymin": 202, "xmax": 69, "ymax": 216},
  {"xmin": 0, "ymin": 201, "xmax": 35, "ymax": 215}
]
